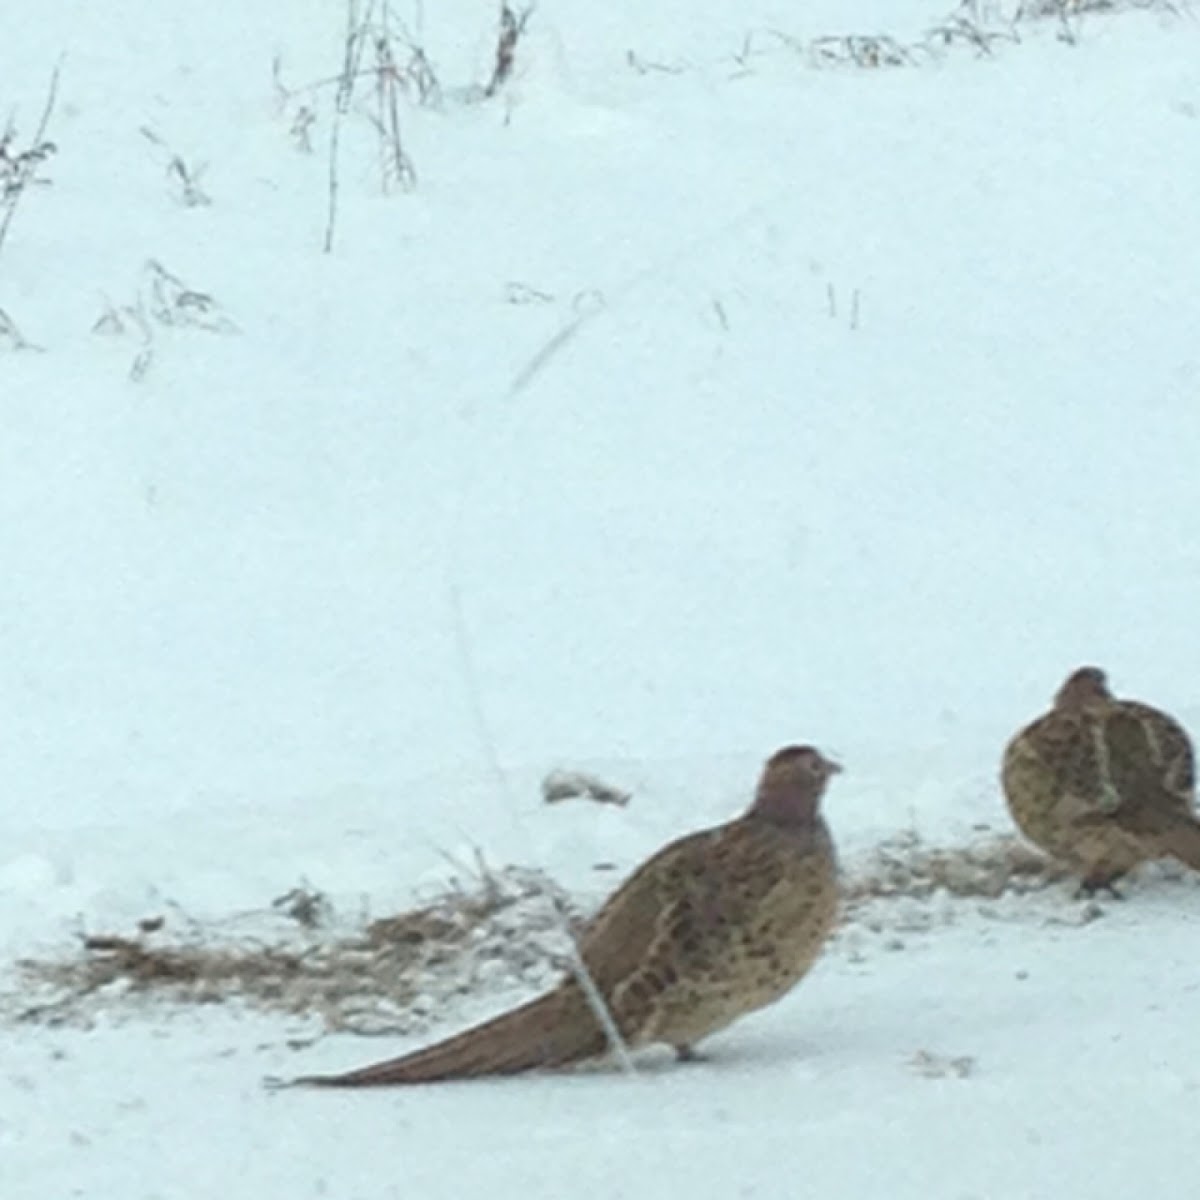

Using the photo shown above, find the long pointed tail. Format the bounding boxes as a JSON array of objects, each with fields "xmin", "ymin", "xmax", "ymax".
[{"xmin": 291, "ymin": 984, "xmax": 610, "ymax": 1087}]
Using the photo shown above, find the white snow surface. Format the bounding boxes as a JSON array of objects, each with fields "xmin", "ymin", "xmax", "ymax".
[{"xmin": 4, "ymin": 0, "xmax": 1200, "ymax": 1196}]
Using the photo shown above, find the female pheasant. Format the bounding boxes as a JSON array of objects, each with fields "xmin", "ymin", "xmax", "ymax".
[
  {"xmin": 287, "ymin": 745, "xmax": 842, "ymax": 1085},
  {"xmin": 1002, "ymin": 667, "xmax": 1200, "ymax": 894}
]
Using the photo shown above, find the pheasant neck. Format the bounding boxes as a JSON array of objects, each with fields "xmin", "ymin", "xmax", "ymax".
[{"xmin": 750, "ymin": 782, "xmax": 822, "ymax": 828}]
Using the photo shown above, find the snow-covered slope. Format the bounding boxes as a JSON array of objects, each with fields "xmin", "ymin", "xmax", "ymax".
[{"xmin": 4, "ymin": 1, "xmax": 1200, "ymax": 1196}]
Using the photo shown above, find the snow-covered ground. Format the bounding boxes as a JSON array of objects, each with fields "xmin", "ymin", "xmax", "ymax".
[{"xmin": 4, "ymin": 0, "xmax": 1200, "ymax": 1195}]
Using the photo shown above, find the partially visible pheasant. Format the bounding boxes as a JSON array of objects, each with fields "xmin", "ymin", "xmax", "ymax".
[
  {"xmin": 1001, "ymin": 666, "xmax": 1200, "ymax": 893},
  {"xmin": 287, "ymin": 745, "xmax": 843, "ymax": 1086}
]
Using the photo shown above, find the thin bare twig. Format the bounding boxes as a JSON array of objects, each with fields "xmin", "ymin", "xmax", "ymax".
[
  {"xmin": 0, "ymin": 306, "xmax": 42, "ymax": 351},
  {"xmin": 325, "ymin": 0, "xmax": 376, "ymax": 253},
  {"xmin": 140, "ymin": 127, "xmax": 211, "ymax": 207},
  {"xmin": 445, "ymin": 571, "xmax": 635, "ymax": 1075},
  {"xmin": 484, "ymin": 3, "xmax": 533, "ymax": 98},
  {"xmin": 369, "ymin": 10, "xmax": 417, "ymax": 192},
  {"xmin": 0, "ymin": 59, "xmax": 62, "ymax": 267}
]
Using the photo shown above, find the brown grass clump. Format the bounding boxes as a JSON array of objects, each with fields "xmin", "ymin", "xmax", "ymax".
[{"xmin": 9, "ymin": 865, "xmax": 577, "ymax": 1032}]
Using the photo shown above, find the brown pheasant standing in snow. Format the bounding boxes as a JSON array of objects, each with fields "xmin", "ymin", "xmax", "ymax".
[
  {"xmin": 288, "ymin": 745, "xmax": 842, "ymax": 1086},
  {"xmin": 1001, "ymin": 666, "xmax": 1200, "ymax": 893}
]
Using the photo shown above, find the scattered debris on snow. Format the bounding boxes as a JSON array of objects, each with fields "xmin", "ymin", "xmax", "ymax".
[
  {"xmin": 11, "ymin": 828, "xmax": 1188, "ymax": 1033},
  {"xmin": 4, "ymin": 865, "xmax": 578, "ymax": 1034},
  {"xmin": 908, "ymin": 1048, "xmax": 976, "ymax": 1080},
  {"xmin": 541, "ymin": 769, "xmax": 632, "ymax": 808}
]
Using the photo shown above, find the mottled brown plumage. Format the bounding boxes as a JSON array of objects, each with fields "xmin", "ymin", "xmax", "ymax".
[
  {"xmin": 1002, "ymin": 667, "xmax": 1200, "ymax": 892},
  {"xmin": 289, "ymin": 745, "xmax": 842, "ymax": 1086}
]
